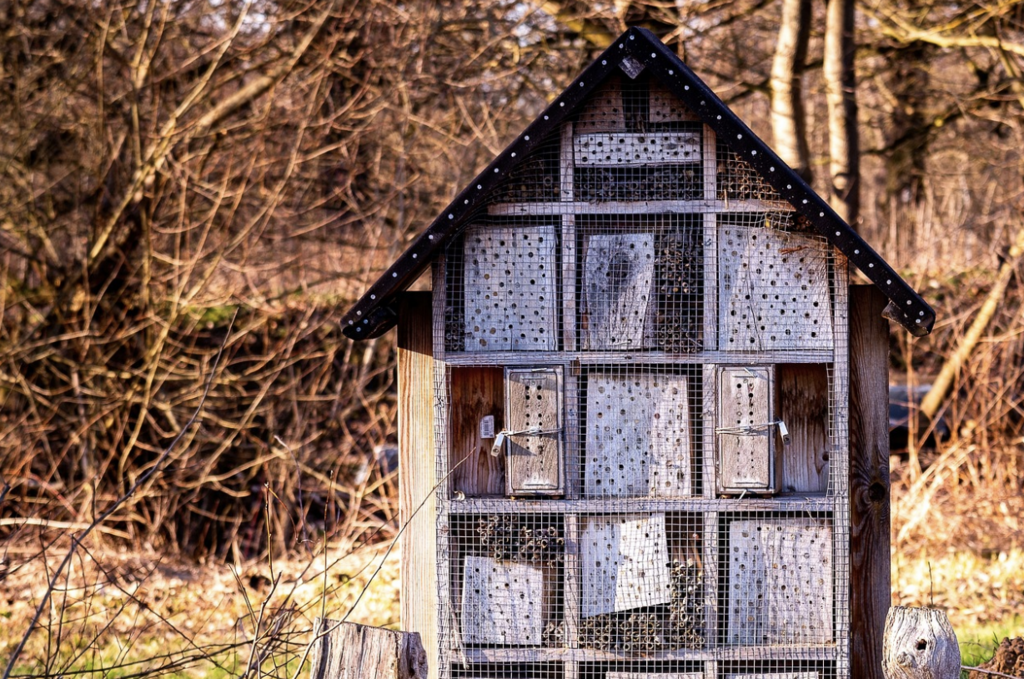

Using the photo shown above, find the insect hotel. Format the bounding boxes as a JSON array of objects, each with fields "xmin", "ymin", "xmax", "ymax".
[{"xmin": 342, "ymin": 27, "xmax": 934, "ymax": 679}]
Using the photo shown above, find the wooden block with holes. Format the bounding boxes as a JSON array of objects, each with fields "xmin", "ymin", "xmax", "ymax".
[
  {"xmin": 649, "ymin": 80, "xmax": 701, "ymax": 124},
  {"xmin": 574, "ymin": 132, "xmax": 701, "ymax": 166},
  {"xmin": 504, "ymin": 367, "xmax": 564, "ymax": 495},
  {"xmin": 717, "ymin": 366, "xmax": 778, "ymax": 494},
  {"xmin": 581, "ymin": 233, "xmax": 656, "ymax": 350},
  {"xmin": 581, "ymin": 513, "xmax": 672, "ymax": 617},
  {"xmin": 724, "ymin": 674, "xmax": 819, "ymax": 679},
  {"xmin": 462, "ymin": 224, "xmax": 558, "ymax": 352},
  {"xmin": 461, "ymin": 555, "xmax": 544, "ymax": 645},
  {"xmin": 576, "ymin": 75, "xmax": 625, "ymax": 132},
  {"xmin": 727, "ymin": 518, "xmax": 833, "ymax": 645},
  {"xmin": 718, "ymin": 226, "xmax": 833, "ymax": 351},
  {"xmin": 608, "ymin": 674, "xmax": 704, "ymax": 679},
  {"xmin": 585, "ymin": 372, "xmax": 692, "ymax": 497}
]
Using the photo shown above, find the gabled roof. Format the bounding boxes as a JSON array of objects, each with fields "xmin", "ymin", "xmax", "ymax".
[{"xmin": 342, "ymin": 27, "xmax": 934, "ymax": 339}]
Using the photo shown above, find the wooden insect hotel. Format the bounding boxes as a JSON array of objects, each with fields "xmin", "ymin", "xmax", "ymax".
[{"xmin": 342, "ymin": 28, "xmax": 934, "ymax": 679}]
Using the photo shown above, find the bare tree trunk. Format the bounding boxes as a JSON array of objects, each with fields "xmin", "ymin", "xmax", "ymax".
[
  {"xmin": 824, "ymin": 0, "xmax": 860, "ymax": 226},
  {"xmin": 770, "ymin": 0, "xmax": 813, "ymax": 182}
]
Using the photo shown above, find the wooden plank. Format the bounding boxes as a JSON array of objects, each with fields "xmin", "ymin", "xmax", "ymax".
[
  {"xmin": 574, "ymin": 132, "xmax": 702, "ymax": 166},
  {"xmin": 447, "ymin": 496, "xmax": 835, "ymax": 515},
  {"xmin": 581, "ymin": 233, "xmax": 656, "ymax": 350},
  {"xmin": 849, "ymin": 285, "xmax": 891, "ymax": 679},
  {"xmin": 724, "ymin": 674, "xmax": 818, "ymax": 679},
  {"xmin": 397, "ymin": 293, "xmax": 438, "ymax": 679},
  {"xmin": 832, "ymin": 255, "xmax": 851, "ymax": 679},
  {"xmin": 561, "ymin": 122, "xmax": 577, "ymax": 353},
  {"xmin": 608, "ymin": 673, "xmax": 703, "ymax": 679},
  {"xmin": 462, "ymin": 224, "xmax": 558, "ymax": 352},
  {"xmin": 449, "ymin": 368, "xmax": 504, "ymax": 497},
  {"xmin": 726, "ymin": 518, "xmax": 833, "ymax": 645},
  {"xmin": 563, "ymin": 513, "xmax": 581, "ymax": 650},
  {"xmin": 702, "ymin": 365, "xmax": 718, "ymax": 498},
  {"xmin": 717, "ymin": 366, "xmax": 776, "ymax": 493},
  {"xmin": 443, "ymin": 349, "xmax": 836, "ymax": 366},
  {"xmin": 308, "ymin": 619, "xmax": 427, "ymax": 679},
  {"xmin": 718, "ymin": 227, "xmax": 834, "ymax": 351},
  {"xmin": 581, "ymin": 513, "xmax": 672, "ymax": 617},
  {"xmin": 703, "ymin": 125, "xmax": 718, "ymax": 351},
  {"xmin": 702, "ymin": 512, "xmax": 719, "ymax": 650},
  {"xmin": 576, "ymin": 75, "xmax": 626, "ymax": 132},
  {"xmin": 488, "ymin": 200, "xmax": 795, "ymax": 216},
  {"xmin": 650, "ymin": 80, "xmax": 701, "ymax": 124},
  {"xmin": 584, "ymin": 373, "xmax": 691, "ymax": 497},
  {"xmin": 504, "ymin": 366, "xmax": 564, "ymax": 495},
  {"xmin": 460, "ymin": 555, "xmax": 545, "ymax": 645},
  {"xmin": 777, "ymin": 364, "xmax": 830, "ymax": 494}
]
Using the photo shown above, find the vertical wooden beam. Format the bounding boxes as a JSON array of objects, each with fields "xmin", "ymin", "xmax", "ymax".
[
  {"xmin": 849, "ymin": 284, "xmax": 891, "ymax": 679},
  {"xmin": 398, "ymin": 291, "xmax": 438, "ymax": 679},
  {"xmin": 309, "ymin": 619, "xmax": 427, "ymax": 679}
]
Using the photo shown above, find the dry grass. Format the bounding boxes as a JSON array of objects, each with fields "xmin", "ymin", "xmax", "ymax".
[{"xmin": 0, "ymin": 539, "xmax": 401, "ymax": 678}]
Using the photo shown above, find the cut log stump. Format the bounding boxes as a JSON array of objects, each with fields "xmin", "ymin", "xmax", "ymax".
[
  {"xmin": 308, "ymin": 619, "xmax": 427, "ymax": 679},
  {"xmin": 882, "ymin": 606, "xmax": 960, "ymax": 679}
]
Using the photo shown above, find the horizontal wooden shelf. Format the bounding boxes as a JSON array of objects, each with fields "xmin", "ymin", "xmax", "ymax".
[
  {"xmin": 441, "ymin": 349, "xmax": 835, "ymax": 366},
  {"xmin": 446, "ymin": 496, "xmax": 834, "ymax": 514},
  {"xmin": 458, "ymin": 644, "xmax": 837, "ymax": 663},
  {"xmin": 487, "ymin": 199, "xmax": 795, "ymax": 216}
]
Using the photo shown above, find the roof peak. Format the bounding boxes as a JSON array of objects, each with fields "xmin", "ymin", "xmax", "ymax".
[{"xmin": 342, "ymin": 27, "xmax": 933, "ymax": 339}]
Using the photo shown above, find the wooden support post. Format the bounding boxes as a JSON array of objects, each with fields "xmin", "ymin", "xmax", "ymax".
[
  {"xmin": 850, "ymin": 285, "xmax": 891, "ymax": 679},
  {"xmin": 398, "ymin": 292, "xmax": 438, "ymax": 679},
  {"xmin": 308, "ymin": 619, "xmax": 428, "ymax": 679},
  {"xmin": 882, "ymin": 607, "xmax": 960, "ymax": 679}
]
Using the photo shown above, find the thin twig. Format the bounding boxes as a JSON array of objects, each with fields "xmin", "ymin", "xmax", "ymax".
[
  {"xmin": 1, "ymin": 310, "xmax": 237, "ymax": 679},
  {"xmin": 962, "ymin": 666, "xmax": 1024, "ymax": 679}
]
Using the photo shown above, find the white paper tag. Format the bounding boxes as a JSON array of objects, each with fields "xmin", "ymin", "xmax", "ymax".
[
  {"xmin": 490, "ymin": 432, "xmax": 506, "ymax": 457},
  {"xmin": 777, "ymin": 420, "xmax": 792, "ymax": 446},
  {"xmin": 479, "ymin": 415, "xmax": 495, "ymax": 439}
]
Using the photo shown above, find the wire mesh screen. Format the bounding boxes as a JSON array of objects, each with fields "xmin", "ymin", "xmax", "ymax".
[{"xmin": 430, "ymin": 67, "xmax": 850, "ymax": 679}]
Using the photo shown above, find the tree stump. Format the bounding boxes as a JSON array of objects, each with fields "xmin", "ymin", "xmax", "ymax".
[
  {"xmin": 308, "ymin": 618, "xmax": 428, "ymax": 679},
  {"xmin": 882, "ymin": 606, "xmax": 961, "ymax": 679}
]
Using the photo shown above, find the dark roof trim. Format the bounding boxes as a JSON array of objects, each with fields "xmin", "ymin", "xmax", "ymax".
[{"xmin": 342, "ymin": 27, "xmax": 934, "ymax": 339}]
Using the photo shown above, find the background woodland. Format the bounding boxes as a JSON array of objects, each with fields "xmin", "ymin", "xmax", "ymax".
[{"xmin": 0, "ymin": 1, "xmax": 1022, "ymax": 676}]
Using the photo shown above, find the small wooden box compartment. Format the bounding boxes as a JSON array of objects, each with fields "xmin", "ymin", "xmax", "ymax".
[
  {"xmin": 717, "ymin": 366, "xmax": 778, "ymax": 495},
  {"xmin": 504, "ymin": 367, "xmax": 565, "ymax": 496},
  {"xmin": 726, "ymin": 518, "xmax": 833, "ymax": 646},
  {"xmin": 580, "ymin": 513, "xmax": 673, "ymax": 618},
  {"xmin": 461, "ymin": 555, "xmax": 545, "ymax": 646}
]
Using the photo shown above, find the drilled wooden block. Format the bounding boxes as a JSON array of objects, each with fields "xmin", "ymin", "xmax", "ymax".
[
  {"xmin": 717, "ymin": 366, "xmax": 777, "ymax": 494},
  {"xmin": 574, "ymin": 133, "xmax": 702, "ymax": 166},
  {"xmin": 649, "ymin": 81, "xmax": 701, "ymax": 124},
  {"xmin": 585, "ymin": 373, "xmax": 691, "ymax": 498},
  {"xmin": 581, "ymin": 513, "xmax": 672, "ymax": 617},
  {"xmin": 505, "ymin": 367, "xmax": 564, "ymax": 495},
  {"xmin": 724, "ymin": 674, "xmax": 818, "ymax": 679},
  {"xmin": 463, "ymin": 225, "xmax": 558, "ymax": 352},
  {"xmin": 582, "ymin": 233, "xmax": 655, "ymax": 350},
  {"xmin": 727, "ymin": 519, "xmax": 833, "ymax": 645},
  {"xmin": 718, "ymin": 227, "xmax": 834, "ymax": 351},
  {"xmin": 577, "ymin": 76, "xmax": 626, "ymax": 132},
  {"xmin": 461, "ymin": 555, "xmax": 544, "ymax": 645}
]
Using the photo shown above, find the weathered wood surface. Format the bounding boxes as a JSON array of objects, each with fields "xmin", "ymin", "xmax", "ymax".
[
  {"xmin": 882, "ymin": 607, "xmax": 961, "ymax": 679},
  {"xmin": 449, "ymin": 367, "xmax": 504, "ymax": 497},
  {"xmin": 717, "ymin": 366, "xmax": 775, "ymax": 493},
  {"xmin": 581, "ymin": 513, "xmax": 672, "ymax": 617},
  {"xmin": 308, "ymin": 619, "xmax": 427, "ymax": 679},
  {"xmin": 505, "ymin": 366, "xmax": 564, "ymax": 495},
  {"xmin": 718, "ymin": 227, "xmax": 834, "ymax": 351},
  {"xmin": 462, "ymin": 224, "xmax": 558, "ymax": 351},
  {"xmin": 727, "ymin": 518, "xmax": 833, "ymax": 645},
  {"xmin": 777, "ymin": 363, "xmax": 830, "ymax": 493},
  {"xmin": 397, "ymin": 293, "xmax": 438, "ymax": 679},
  {"xmin": 584, "ymin": 373, "xmax": 691, "ymax": 497},
  {"xmin": 574, "ymin": 132, "xmax": 702, "ymax": 166},
  {"xmin": 608, "ymin": 673, "xmax": 702, "ymax": 679},
  {"xmin": 724, "ymin": 674, "xmax": 818, "ymax": 679},
  {"xmin": 650, "ymin": 80, "xmax": 701, "ymax": 124},
  {"xmin": 850, "ymin": 285, "xmax": 892, "ymax": 679},
  {"xmin": 582, "ymin": 233, "xmax": 656, "ymax": 350},
  {"xmin": 461, "ymin": 555, "xmax": 545, "ymax": 645},
  {"xmin": 576, "ymin": 75, "xmax": 625, "ymax": 132}
]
